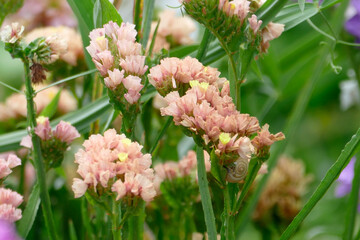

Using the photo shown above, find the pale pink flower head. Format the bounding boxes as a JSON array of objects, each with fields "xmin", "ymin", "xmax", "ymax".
[
  {"xmin": 252, "ymin": 124, "xmax": 285, "ymax": 157},
  {"xmin": 116, "ymin": 40, "xmax": 142, "ymax": 58},
  {"xmin": 20, "ymin": 136, "xmax": 32, "ymax": 149},
  {"xmin": 0, "ymin": 154, "xmax": 21, "ymax": 179},
  {"xmin": 44, "ymin": 35, "xmax": 68, "ymax": 63},
  {"xmin": 0, "ymin": 188, "xmax": 23, "ymax": 208},
  {"xmin": 0, "ymin": 22, "xmax": 24, "ymax": 43},
  {"xmin": 53, "ymin": 121, "xmax": 80, "ymax": 144},
  {"xmin": 122, "ymin": 75, "xmax": 143, "ymax": 104},
  {"xmin": 104, "ymin": 69, "xmax": 125, "ymax": 90},
  {"xmin": 94, "ymin": 50, "xmax": 114, "ymax": 77},
  {"xmin": 229, "ymin": 0, "xmax": 250, "ymax": 22},
  {"xmin": 104, "ymin": 21, "xmax": 121, "ymax": 40},
  {"xmin": 0, "ymin": 204, "xmax": 22, "ymax": 222},
  {"xmin": 117, "ymin": 22, "xmax": 138, "ymax": 42},
  {"xmin": 111, "ymin": 172, "xmax": 156, "ymax": 202},
  {"xmin": 120, "ymin": 55, "xmax": 148, "ymax": 76},
  {"xmin": 261, "ymin": 22, "xmax": 284, "ymax": 52},
  {"xmin": 72, "ymin": 178, "xmax": 88, "ymax": 198},
  {"xmin": 154, "ymin": 161, "xmax": 179, "ymax": 180},
  {"xmin": 34, "ymin": 116, "xmax": 51, "ymax": 140}
]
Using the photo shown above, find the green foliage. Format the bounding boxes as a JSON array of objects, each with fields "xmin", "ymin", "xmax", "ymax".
[{"xmin": 0, "ymin": 0, "xmax": 23, "ymax": 25}]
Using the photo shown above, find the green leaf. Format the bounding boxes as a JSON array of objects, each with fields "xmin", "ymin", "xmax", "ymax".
[
  {"xmin": 273, "ymin": 3, "xmax": 319, "ymax": 31},
  {"xmin": 0, "ymin": 0, "xmax": 24, "ymax": 25},
  {"xmin": 196, "ymin": 147, "xmax": 217, "ymax": 240},
  {"xmin": 141, "ymin": 0, "xmax": 155, "ymax": 47},
  {"xmin": 17, "ymin": 183, "xmax": 40, "ymax": 238},
  {"xmin": 210, "ymin": 150, "xmax": 226, "ymax": 186},
  {"xmin": 169, "ymin": 44, "xmax": 199, "ymax": 58},
  {"xmin": 39, "ymin": 88, "xmax": 62, "ymax": 118},
  {"xmin": 256, "ymin": 0, "xmax": 289, "ymax": 29},
  {"xmin": 93, "ymin": 0, "xmax": 102, "ymax": 28},
  {"xmin": 99, "ymin": 0, "xmax": 123, "ymax": 25},
  {"xmin": 0, "ymin": 96, "xmax": 111, "ymax": 152},
  {"xmin": 66, "ymin": 0, "xmax": 95, "ymax": 68},
  {"xmin": 280, "ymin": 127, "xmax": 360, "ymax": 240},
  {"xmin": 298, "ymin": 0, "xmax": 305, "ymax": 11},
  {"xmin": 321, "ymin": 0, "xmax": 343, "ymax": 9},
  {"xmin": 69, "ymin": 220, "xmax": 78, "ymax": 240}
]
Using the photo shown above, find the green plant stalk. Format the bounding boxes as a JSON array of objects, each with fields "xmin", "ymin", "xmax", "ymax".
[
  {"xmin": 221, "ymin": 184, "xmax": 235, "ymax": 240},
  {"xmin": 150, "ymin": 116, "xmax": 173, "ymax": 154},
  {"xmin": 112, "ymin": 198, "xmax": 121, "ymax": 240},
  {"xmin": 196, "ymin": 29, "xmax": 213, "ymax": 62},
  {"xmin": 196, "ymin": 146, "xmax": 217, "ymax": 240},
  {"xmin": 81, "ymin": 198, "xmax": 95, "ymax": 240},
  {"xmin": 235, "ymin": 0, "xmax": 349, "ymax": 234},
  {"xmin": 134, "ymin": 0, "xmax": 143, "ymax": 42},
  {"xmin": 23, "ymin": 60, "xmax": 57, "ymax": 240},
  {"xmin": 343, "ymin": 154, "xmax": 360, "ymax": 240},
  {"xmin": 232, "ymin": 157, "xmax": 262, "ymax": 214},
  {"xmin": 141, "ymin": 0, "xmax": 155, "ymax": 47},
  {"xmin": 280, "ymin": 128, "xmax": 360, "ymax": 239}
]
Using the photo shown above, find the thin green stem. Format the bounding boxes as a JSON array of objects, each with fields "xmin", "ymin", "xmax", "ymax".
[
  {"xmin": 134, "ymin": 0, "xmax": 143, "ymax": 42},
  {"xmin": 196, "ymin": 146, "xmax": 217, "ymax": 240},
  {"xmin": 280, "ymin": 128, "xmax": 360, "ymax": 240},
  {"xmin": 0, "ymin": 80, "xmax": 23, "ymax": 94},
  {"xmin": 35, "ymin": 69, "xmax": 96, "ymax": 94},
  {"xmin": 141, "ymin": 0, "xmax": 155, "ymax": 48},
  {"xmin": 221, "ymin": 185, "xmax": 235, "ymax": 240},
  {"xmin": 232, "ymin": 158, "xmax": 262, "ymax": 214},
  {"xmin": 148, "ymin": 19, "xmax": 160, "ymax": 56},
  {"xmin": 23, "ymin": 60, "xmax": 57, "ymax": 240},
  {"xmin": 81, "ymin": 198, "xmax": 95, "ymax": 240},
  {"xmin": 150, "ymin": 116, "xmax": 173, "ymax": 154},
  {"xmin": 112, "ymin": 199, "xmax": 121, "ymax": 240},
  {"xmin": 101, "ymin": 109, "xmax": 116, "ymax": 134},
  {"xmin": 196, "ymin": 29, "xmax": 213, "ymax": 62},
  {"xmin": 343, "ymin": 156, "xmax": 360, "ymax": 240}
]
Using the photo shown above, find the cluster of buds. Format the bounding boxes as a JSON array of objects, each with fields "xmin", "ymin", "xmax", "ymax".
[
  {"xmin": 72, "ymin": 129, "xmax": 157, "ymax": 203},
  {"xmin": 21, "ymin": 116, "xmax": 80, "ymax": 169},
  {"xmin": 0, "ymin": 22, "xmax": 68, "ymax": 84},
  {"xmin": 148, "ymin": 56, "xmax": 226, "ymax": 96},
  {"xmin": 180, "ymin": 0, "xmax": 284, "ymax": 53},
  {"xmin": 86, "ymin": 21, "xmax": 148, "ymax": 112},
  {"xmin": 0, "ymin": 154, "xmax": 23, "ymax": 223}
]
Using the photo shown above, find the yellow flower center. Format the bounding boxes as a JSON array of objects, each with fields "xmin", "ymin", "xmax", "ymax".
[
  {"xmin": 190, "ymin": 80, "xmax": 209, "ymax": 91},
  {"xmin": 121, "ymin": 138, "xmax": 131, "ymax": 146},
  {"xmin": 118, "ymin": 152, "xmax": 128, "ymax": 162},
  {"xmin": 219, "ymin": 133, "xmax": 231, "ymax": 145},
  {"xmin": 36, "ymin": 116, "xmax": 47, "ymax": 124}
]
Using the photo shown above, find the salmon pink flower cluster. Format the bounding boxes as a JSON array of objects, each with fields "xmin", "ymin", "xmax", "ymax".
[
  {"xmin": 154, "ymin": 150, "xmax": 211, "ymax": 184},
  {"xmin": 0, "ymin": 154, "xmax": 23, "ymax": 223},
  {"xmin": 72, "ymin": 129, "xmax": 156, "ymax": 202},
  {"xmin": 86, "ymin": 21, "xmax": 147, "ymax": 105},
  {"xmin": 160, "ymin": 81, "xmax": 265, "ymax": 164},
  {"xmin": 148, "ymin": 56, "xmax": 226, "ymax": 96},
  {"xmin": 21, "ymin": 116, "xmax": 80, "ymax": 169}
]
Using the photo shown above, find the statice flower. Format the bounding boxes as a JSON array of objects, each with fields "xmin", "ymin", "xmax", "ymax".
[
  {"xmin": 86, "ymin": 21, "xmax": 147, "ymax": 106},
  {"xmin": 72, "ymin": 129, "xmax": 157, "ymax": 202},
  {"xmin": 148, "ymin": 56, "xmax": 226, "ymax": 96},
  {"xmin": 21, "ymin": 116, "xmax": 80, "ymax": 169},
  {"xmin": 25, "ymin": 26, "xmax": 84, "ymax": 66},
  {"xmin": 0, "ymin": 155, "xmax": 21, "ymax": 180},
  {"xmin": 0, "ymin": 22, "xmax": 24, "ymax": 43}
]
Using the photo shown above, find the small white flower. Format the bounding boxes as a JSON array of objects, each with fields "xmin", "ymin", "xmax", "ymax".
[{"xmin": 0, "ymin": 23, "xmax": 24, "ymax": 43}]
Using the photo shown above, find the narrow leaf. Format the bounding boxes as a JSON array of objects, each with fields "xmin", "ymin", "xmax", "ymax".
[
  {"xmin": 93, "ymin": 0, "xmax": 102, "ymax": 28},
  {"xmin": 99, "ymin": 0, "xmax": 123, "ymax": 25},
  {"xmin": 298, "ymin": 0, "xmax": 305, "ymax": 12},
  {"xmin": 280, "ymin": 127, "xmax": 360, "ymax": 240},
  {"xmin": 17, "ymin": 183, "xmax": 40, "ymax": 238},
  {"xmin": 141, "ymin": 0, "xmax": 155, "ymax": 47},
  {"xmin": 39, "ymin": 88, "xmax": 62, "ymax": 118},
  {"xmin": 0, "ymin": 0, "xmax": 24, "ymax": 25},
  {"xmin": 196, "ymin": 146, "xmax": 217, "ymax": 240}
]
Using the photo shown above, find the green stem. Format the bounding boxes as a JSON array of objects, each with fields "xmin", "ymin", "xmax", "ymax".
[
  {"xmin": 221, "ymin": 184, "xmax": 235, "ymax": 240},
  {"xmin": 134, "ymin": 0, "xmax": 143, "ymax": 42},
  {"xmin": 196, "ymin": 29, "xmax": 213, "ymax": 62},
  {"xmin": 23, "ymin": 60, "xmax": 57, "ymax": 240},
  {"xmin": 0, "ymin": 80, "xmax": 22, "ymax": 93},
  {"xmin": 112, "ymin": 199, "xmax": 121, "ymax": 240},
  {"xmin": 141, "ymin": 0, "xmax": 155, "ymax": 47},
  {"xmin": 343, "ymin": 155, "xmax": 360, "ymax": 240},
  {"xmin": 149, "ymin": 116, "xmax": 173, "ymax": 154},
  {"xmin": 232, "ymin": 158, "xmax": 262, "ymax": 214},
  {"xmin": 81, "ymin": 198, "xmax": 95, "ymax": 240},
  {"xmin": 196, "ymin": 146, "xmax": 217, "ymax": 240},
  {"xmin": 279, "ymin": 128, "xmax": 360, "ymax": 240}
]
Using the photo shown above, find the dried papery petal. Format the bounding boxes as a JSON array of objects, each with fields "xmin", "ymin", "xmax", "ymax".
[{"xmin": 53, "ymin": 121, "xmax": 80, "ymax": 144}]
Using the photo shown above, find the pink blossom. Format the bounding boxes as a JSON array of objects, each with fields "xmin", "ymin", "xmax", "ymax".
[
  {"xmin": 116, "ymin": 40, "xmax": 142, "ymax": 58},
  {"xmin": 248, "ymin": 14, "xmax": 262, "ymax": 34},
  {"xmin": 34, "ymin": 116, "xmax": 51, "ymax": 140},
  {"xmin": 20, "ymin": 135, "xmax": 32, "ymax": 149},
  {"xmin": 117, "ymin": 22, "xmax": 138, "ymax": 42},
  {"xmin": 120, "ymin": 55, "xmax": 148, "ymax": 76},
  {"xmin": 0, "ymin": 22, "xmax": 24, "ymax": 43},
  {"xmin": 0, "ymin": 204, "xmax": 22, "ymax": 222},
  {"xmin": 72, "ymin": 178, "xmax": 88, "ymax": 198},
  {"xmin": 0, "ymin": 154, "xmax": 21, "ymax": 179},
  {"xmin": 53, "ymin": 121, "xmax": 80, "ymax": 144},
  {"xmin": 0, "ymin": 189, "xmax": 23, "ymax": 208},
  {"xmin": 122, "ymin": 76, "xmax": 143, "ymax": 104},
  {"xmin": 94, "ymin": 50, "xmax": 114, "ymax": 77},
  {"xmin": 104, "ymin": 69, "xmax": 125, "ymax": 90},
  {"xmin": 112, "ymin": 172, "xmax": 156, "ymax": 202},
  {"xmin": 251, "ymin": 124, "xmax": 285, "ymax": 151}
]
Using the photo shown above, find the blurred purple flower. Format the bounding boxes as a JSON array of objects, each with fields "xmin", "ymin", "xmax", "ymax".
[
  {"xmin": 345, "ymin": 0, "xmax": 360, "ymax": 41},
  {"xmin": 335, "ymin": 157, "xmax": 355, "ymax": 197},
  {"xmin": 0, "ymin": 220, "xmax": 21, "ymax": 240}
]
